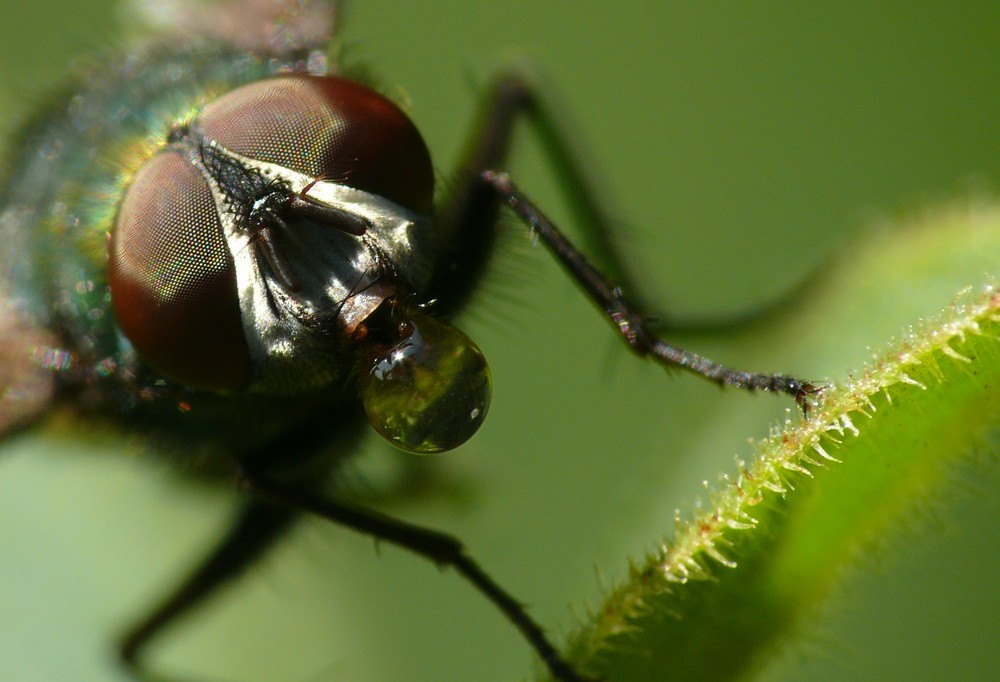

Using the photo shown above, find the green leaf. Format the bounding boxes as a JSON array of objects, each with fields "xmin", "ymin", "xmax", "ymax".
[{"xmin": 554, "ymin": 199, "xmax": 1000, "ymax": 681}]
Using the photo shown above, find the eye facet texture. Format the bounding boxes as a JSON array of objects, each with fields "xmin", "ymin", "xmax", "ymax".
[
  {"xmin": 109, "ymin": 151, "xmax": 250, "ymax": 391},
  {"xmin": 200, "ymin": 76, "xmax": 435, "ymax": 214}
]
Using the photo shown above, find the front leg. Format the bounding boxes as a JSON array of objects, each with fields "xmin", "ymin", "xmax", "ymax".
[
  {"xmin": 481, "ymin": 171, "xmax": 819, "ymax": 409},
  {"xmin": 434, "ymin": 71, "xmax": 818, "ymax": 408}
]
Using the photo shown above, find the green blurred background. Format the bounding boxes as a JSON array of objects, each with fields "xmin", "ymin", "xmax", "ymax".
[{"xmin": 1, "ymin": 1, "xmax": 998, "ymax": 681}]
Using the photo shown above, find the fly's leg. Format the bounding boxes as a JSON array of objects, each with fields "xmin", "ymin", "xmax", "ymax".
[
  {"xmin": 116, "ymin": 430, "xmax": 589, "ymax": 681},
  {"xmin": 245, "ymin": 475, "xmax": 595, "ymax": 682},
  {"xmin": 431, "ymin": 71, "xmax": 636, "ymax": 312},
  {"xmin": 483, "ymin": 170, "xmax": 820, "ymax": 408},
  {"xmin": 119, "ymin": 500, "xmax": 298, "ymax": 676},
  {"xmin": 434, "ymin": 71, "xmax": 819, "ymax": 408},
  {"xmin": 120, "ymin": 478, "xmax": 591, "ymax": 682},
  {"xmin": 116, "ymin": 422, "xmax": 362, "ymax": 679}
]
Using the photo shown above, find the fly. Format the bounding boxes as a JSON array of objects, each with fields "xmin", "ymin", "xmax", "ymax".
[{"xmin": 0, "ymin": 1, "xmax": 818, "ymax": 681}]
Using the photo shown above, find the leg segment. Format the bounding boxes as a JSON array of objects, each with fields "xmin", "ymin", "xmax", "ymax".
[
  {"xmin": 119, "ymin": 501, "xmax": 298, "ymax": 674},
  {"xmin": 435, "ymin": 69, "xmax": 759, "ymax": 321},
  {"xmin": 436, "ymin": 70, "xmax": 817, "ymax": 408},
  {"xmin": 244, "ymin": 475, "xmax": 594, "ymax": 682},
  {"xmin": 481, "ymin": 170, "xmax": 819, "ymax": 409},
  {"xmin": 432, "ymin": 71, "xmax": 639, "ymax": 312}
]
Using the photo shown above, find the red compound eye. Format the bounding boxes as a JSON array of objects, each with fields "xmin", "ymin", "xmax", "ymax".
[
  {"xmin": 109, "ymin": 150, "xmax": 250, "ymax": 391},
  {"xmin": 199, "ymin": 75, "xmax": 435, "ymax": 214}
]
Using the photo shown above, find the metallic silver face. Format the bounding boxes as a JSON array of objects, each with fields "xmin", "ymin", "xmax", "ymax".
[{"xmin": 199, "ymin": 143, "xmax": 435, "ymax": 393}]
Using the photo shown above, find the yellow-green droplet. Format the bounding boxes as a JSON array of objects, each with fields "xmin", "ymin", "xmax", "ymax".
[{"xmin": 361, "ymin": 312, "xmax": 491, "ymax": 454}]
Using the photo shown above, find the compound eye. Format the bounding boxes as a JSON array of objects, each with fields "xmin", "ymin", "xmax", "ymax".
[
  {"xmin": 361, "ymin": 310, "xmax": 492, "ymax": 454},
  {"xmin": 199, "ymin": 75, "xmax": 435, "ymax": 214},
  {"xmin": 109, "ymin": 151, "xmax": 250, "ymax": 391}
]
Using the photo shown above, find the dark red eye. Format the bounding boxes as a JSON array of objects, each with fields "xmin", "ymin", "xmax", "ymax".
[
  {"xmin": 109, "ymin": 150, "xmax": 250, "ymax": 391},
  {"xmin": 199, "ymin": 75, "xmax": 435, "ymax": 215}
]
